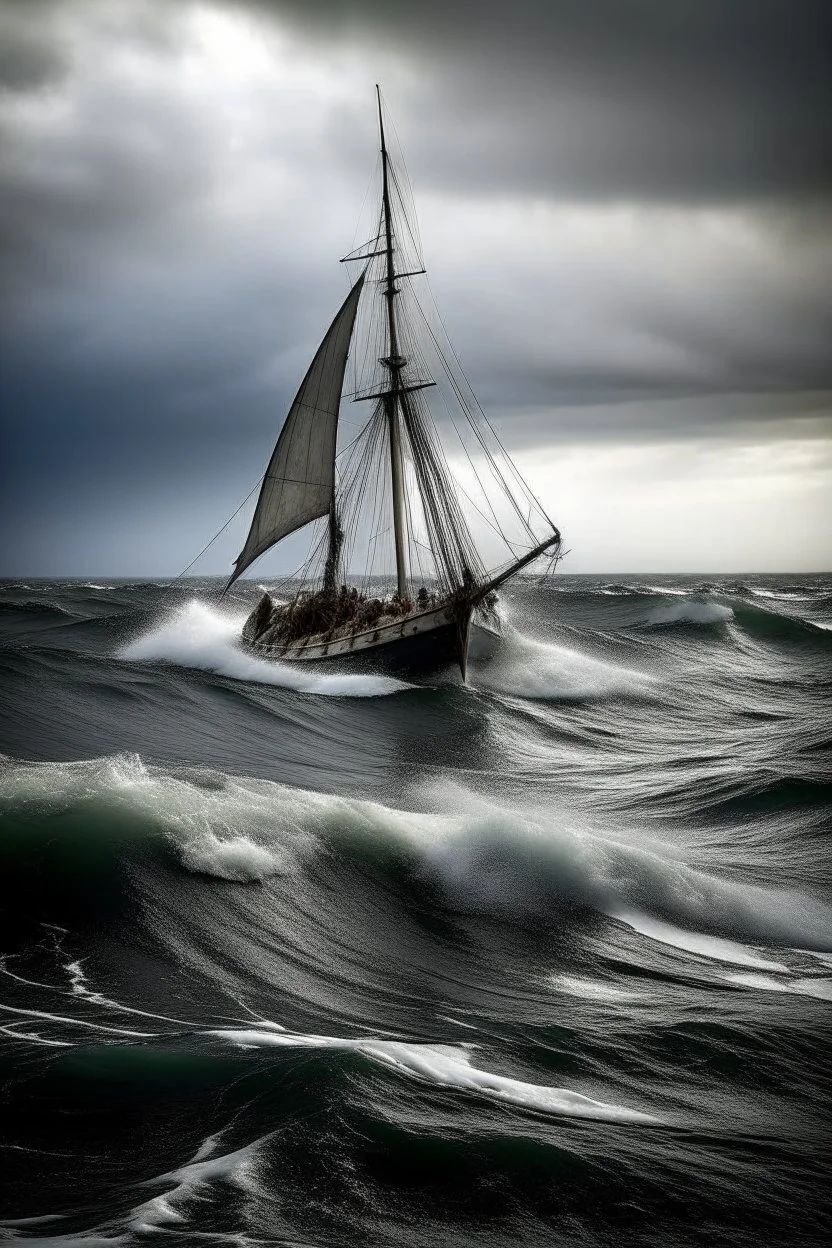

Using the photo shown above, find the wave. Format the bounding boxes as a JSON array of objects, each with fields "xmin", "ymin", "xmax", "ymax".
[
  {"xmin": 210, "ymin": 1028, "xmax": 659, "ymax": 1123},
  {"xmin": 723, "ymin": 971, "xmax": 832, "ymax": 1002},
  {"xmin": 614, "ymin": 911, "xmax": 789, "ymax": 973},
  {"xmin": 750, "ymin": 588, "xmax": 817, "ymax": 602},
  {"xmin": 0, "ymin": 599, "xmax": 79, "ymax": 619},
  {"xmin": 0, "ymin": 753, "xmax": 318, "ymax": 893},
  {"xmin": 130, "ymin": 1135, "xmax": 262, "ymax": 1236},
  {"xmin": 117, "ymin": 599, "xmax": 412, "ymax": 698},
  {"xmin": 472, "ymin": 624, "xmax": 653, "ymax": 701},
  {"xmin": 645, "ymin": 601, "xmax": 734, "ymax": 627},
  {"xmin": 4, "ymin": 756, "xmax": 831, "ymax": 958},
  {"xmin": 729, "ymin": 600, "xmax": 832, "ymax": 644}
]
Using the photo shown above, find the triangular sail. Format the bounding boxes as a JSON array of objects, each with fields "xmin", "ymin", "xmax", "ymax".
[{"xmin": 227, "ymin": 274, "xmax": 364, "ymax": 588}]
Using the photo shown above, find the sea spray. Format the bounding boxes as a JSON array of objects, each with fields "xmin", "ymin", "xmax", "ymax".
[
  {"xmin": 118, "ymin": 599, "xmax": 412, "ymax": 698},
  {"xmin": 471, "ymin": 621, "xmax": 653, "ymax": 700}
]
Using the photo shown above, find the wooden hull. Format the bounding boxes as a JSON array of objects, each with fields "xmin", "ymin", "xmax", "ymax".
[{"xmin": 242, "ymin": 598, "xmax": 500, "ymax": 677}]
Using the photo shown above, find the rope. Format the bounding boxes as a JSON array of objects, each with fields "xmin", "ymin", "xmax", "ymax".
[{"xmin": 175, "ymin": 478, "xmax": 263, "ymax": 581}]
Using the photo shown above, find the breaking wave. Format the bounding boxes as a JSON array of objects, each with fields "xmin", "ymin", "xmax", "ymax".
[
  {"xmin": 646, "ymin": 601, "xmax": 734, "ymax": 627},
  {"xmin": 472, "ymin": 623, "xmax": 653, "ymax": 701},
  {"xmin": 210, "ymin": 1029, "xmax": 659, "ymax": 1123},
  {"xmin": 118, "ymin": 599, "xmax": 412, "ymax": 698},
  {"xmin": 4, "ymin": 756, "xmax": 831, "ymax": 958}
]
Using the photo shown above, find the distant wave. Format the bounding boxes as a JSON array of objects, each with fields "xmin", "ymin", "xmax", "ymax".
[
  {"xmin": 749, "ymin": 587, "xmax": 818, "ymax": 602},
  {"xmin": 0, "ymin": 599, "xmax": 80, "ymax": 620}
]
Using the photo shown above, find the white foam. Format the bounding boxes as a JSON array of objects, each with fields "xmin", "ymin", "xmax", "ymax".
[
  {"xmin": 472, "ymin": 623, "xmax": 652, "ymax": 701},
  {"xmin": 6, "ymin": 757, "xmax": 832, "ymax": 957},
  {"xmin": 750, "ymin": 588, "xmax": 815, "ymax": 602},
  {"xmin": 614, "ymin": 912, "xmax": 789, "ymax": 972},
  {"xmin": 0, "ymin": 1024, "xmax": 72, "ymax": 1048},
  {"xmin": 406, "ymin": 784, "xmax": 832, "ymax": 954},
  {"xmin": 724, "ymin": 973, "xmax": 832, "ymax": 1001},
  {"xmin": 132, "ymin": 1135, "xmax": 262, "ymax": 1234},
  {"xmin": 646, "ymin": 601, "xmax": 734, "ymax": 626},
  {"xmin": 58, "ymin": 957, "xmax": 196, "ymax": 1026},
  {"xmin": 0, "ymin": 1002, "xmax": 161, "ymax": 1038},
  {"xmin": 211, "ymin": 1029, "xmax": 658, "ymax": 1123},
  {"xmin": 179, "ymin": 831, "xmax": 294, "ymax": 882},
  {"xmin": 118, "ymin": 599, "xmax": 412, "ymax": 698},
  {"xmin": 0, "ymin": 754, "xmax": 323, "ymax": 886},
  {"xmin": 549, "ymin": 974, "xmax": 640, "ymax": 1002}
]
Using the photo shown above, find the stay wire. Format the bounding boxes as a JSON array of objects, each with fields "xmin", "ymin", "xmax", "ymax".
[{"xmin": 175, "ymin": 477, "xmax": 263, "ymax": 582}]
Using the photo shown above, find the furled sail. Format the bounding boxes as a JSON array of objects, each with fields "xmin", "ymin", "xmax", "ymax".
[{"xmin": 226, "ymin": 274, "xmax": 364, "ymax": 588}]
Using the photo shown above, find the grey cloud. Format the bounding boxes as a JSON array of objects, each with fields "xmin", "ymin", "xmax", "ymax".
[
  {"xmin": 1, "ymin": 0, "xmax": 831, "ymax": 574},
  {"xmin": 235, "ymin": 0, "xmax": 832, "ymax": 203}
]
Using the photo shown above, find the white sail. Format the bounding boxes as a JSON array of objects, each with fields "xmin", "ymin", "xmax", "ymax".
[{"xmin": 227, "ymin": 275, "xmax": 364, "ymax": 587}]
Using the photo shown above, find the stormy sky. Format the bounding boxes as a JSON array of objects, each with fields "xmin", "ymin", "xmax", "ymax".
[{"xmin": 2, "ymin": 0, "xmax": 830, "ymax": 575}]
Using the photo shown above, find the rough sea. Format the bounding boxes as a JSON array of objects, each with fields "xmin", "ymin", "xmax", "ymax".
[{"xmin": 1, "ymin": 573, "xmax": 830, "ymax": 1246}]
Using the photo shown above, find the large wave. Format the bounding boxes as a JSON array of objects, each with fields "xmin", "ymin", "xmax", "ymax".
[{"xmin": 4, "ymin": 756, "xmax": 831, "ymax": 960}]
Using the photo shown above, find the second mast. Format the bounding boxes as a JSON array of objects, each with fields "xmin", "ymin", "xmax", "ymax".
[{"xmin": 376, "ymin": 85, "xmax": 409, "ymax": 600}]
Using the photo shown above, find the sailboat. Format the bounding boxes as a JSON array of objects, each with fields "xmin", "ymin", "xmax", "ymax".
[{"xmin": 224, "ymin": 89, "xmax": 561, "ymax": 678}]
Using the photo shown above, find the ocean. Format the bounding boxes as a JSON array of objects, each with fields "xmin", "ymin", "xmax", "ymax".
[{"xmin": 1, "ymin": 573, "xmax": 830, "ymax": 1246}]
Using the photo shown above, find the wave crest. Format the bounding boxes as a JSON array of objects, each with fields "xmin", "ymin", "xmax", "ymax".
[
  {"xmin": 4, "ymin": 757, "xmax": 830, "ymax": 956},
  {"xmin": 646, "ymin": 601, "xmax": 734, "ymax": 626},
  {"xmin": 118, "ymin": 599, "xmax": 412, "ymax": 698}
]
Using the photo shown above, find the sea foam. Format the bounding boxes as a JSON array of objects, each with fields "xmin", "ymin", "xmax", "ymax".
[
  {"xmin": 118, "ymin": 599, "xmax": 412, "ymax": 698},
  {"xmin": 472, "ymin": 623, "xmax": 652, "ymax": 701},
  {"xmin": 210, "ymin": 1028, "xmax": 659, "ymax": 1123},
  {"xmin": 646, "ymin": 601, "xmax": 734, "ymax": 626}
]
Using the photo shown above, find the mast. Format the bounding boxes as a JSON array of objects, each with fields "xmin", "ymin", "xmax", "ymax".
[{"xmin": 376, "ymin": 85, "xmax": 408, "ymax": 600}]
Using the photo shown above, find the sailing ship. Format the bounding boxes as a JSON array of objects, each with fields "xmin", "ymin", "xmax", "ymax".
[{"xmin": 224, "ymin": 89, "xmax": 561, "ymax": 678}]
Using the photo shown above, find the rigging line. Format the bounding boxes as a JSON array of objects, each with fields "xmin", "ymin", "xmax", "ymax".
[
  {"xmin": 336, "ymin": 414, "xmax": 374, "ymax": 461},
  {"xmin": 418, "ymin": 303, "xmax": 536, "ymax": 540},
  {"xmin": 389, "ymin": 164, "xmax": 423, "ymax": 269},
  {"xmin": 386, "ymin": 115, "xmax": 424, "ymax": 261},
  {"xmin": 175, "ymin": 477, "xmax": 263, "ymax": 581},
  {"xmin": 411, "ymin": 291, "xmax": 533, "ymax": 540},
  {"xmin": 409, "ymin": 303, "xmax": 510, "ymax": 546},
  {"xmin": 348, "ymin": 152, "xmax": 382, "ymax": 262},
  {"xmin": 418, "ymin": 279, "xmax": 540, "ymax": 519},
  {"xmin": 362, "ymin": 406, "xmax": 388, "ymax": 586},
  {"xmin": 422, "ymin": 273, "xmax": 554, "ymax": 528}
]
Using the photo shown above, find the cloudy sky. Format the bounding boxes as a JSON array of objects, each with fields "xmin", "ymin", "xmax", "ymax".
[{"xmin": 2, "ymin": 0, "xmax": 830, "ymax": 576}]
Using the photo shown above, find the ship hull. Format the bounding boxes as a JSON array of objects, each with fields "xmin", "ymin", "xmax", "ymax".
[{"xmin": 242, "ymin": 598, "xmax": 500, "ymax": 677}]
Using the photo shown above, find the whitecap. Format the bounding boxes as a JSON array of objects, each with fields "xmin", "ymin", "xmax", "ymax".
[
  {"xmin": 118, "ymin": 599, "xmax": 412, "ymax": 698},
  {"xmin": 724, "ymin": 972, "xmax": 832, "ymax": 1001},
  {"xmin": 548, "ymin": 974, "xmax": 640, "ymax": 1002},
  {"xmin": 472, "ymin": 623, "xmax": 652, "ymax": 701},
  {"xmin": 210, "ymin": 1029, "xmax": 659, "ymax": 1123},
  {"xmin": 646, "ymin": 601, "xmax": 734, "ymax": 626},
  {"xmin": 613, "ymin": 912, "xmax": 789, "ymax": 972},
  {"xmin": 131, "ymin": 1134, "xmax": 263, "ymax": 1234}
]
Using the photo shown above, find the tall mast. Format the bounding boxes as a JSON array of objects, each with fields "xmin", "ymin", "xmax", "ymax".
[{"xmin": 376, "ymin": 85, "xmax": 408, "ymax": 600}]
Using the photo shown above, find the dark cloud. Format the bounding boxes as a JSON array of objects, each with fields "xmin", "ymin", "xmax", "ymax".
[
  {"xmin": 1, "ymin": 0, "xmax": 830, "ymax": 573},
  {"xmin": 236, "ymin": 0, "xmax": 832, "ymax": 203}
]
